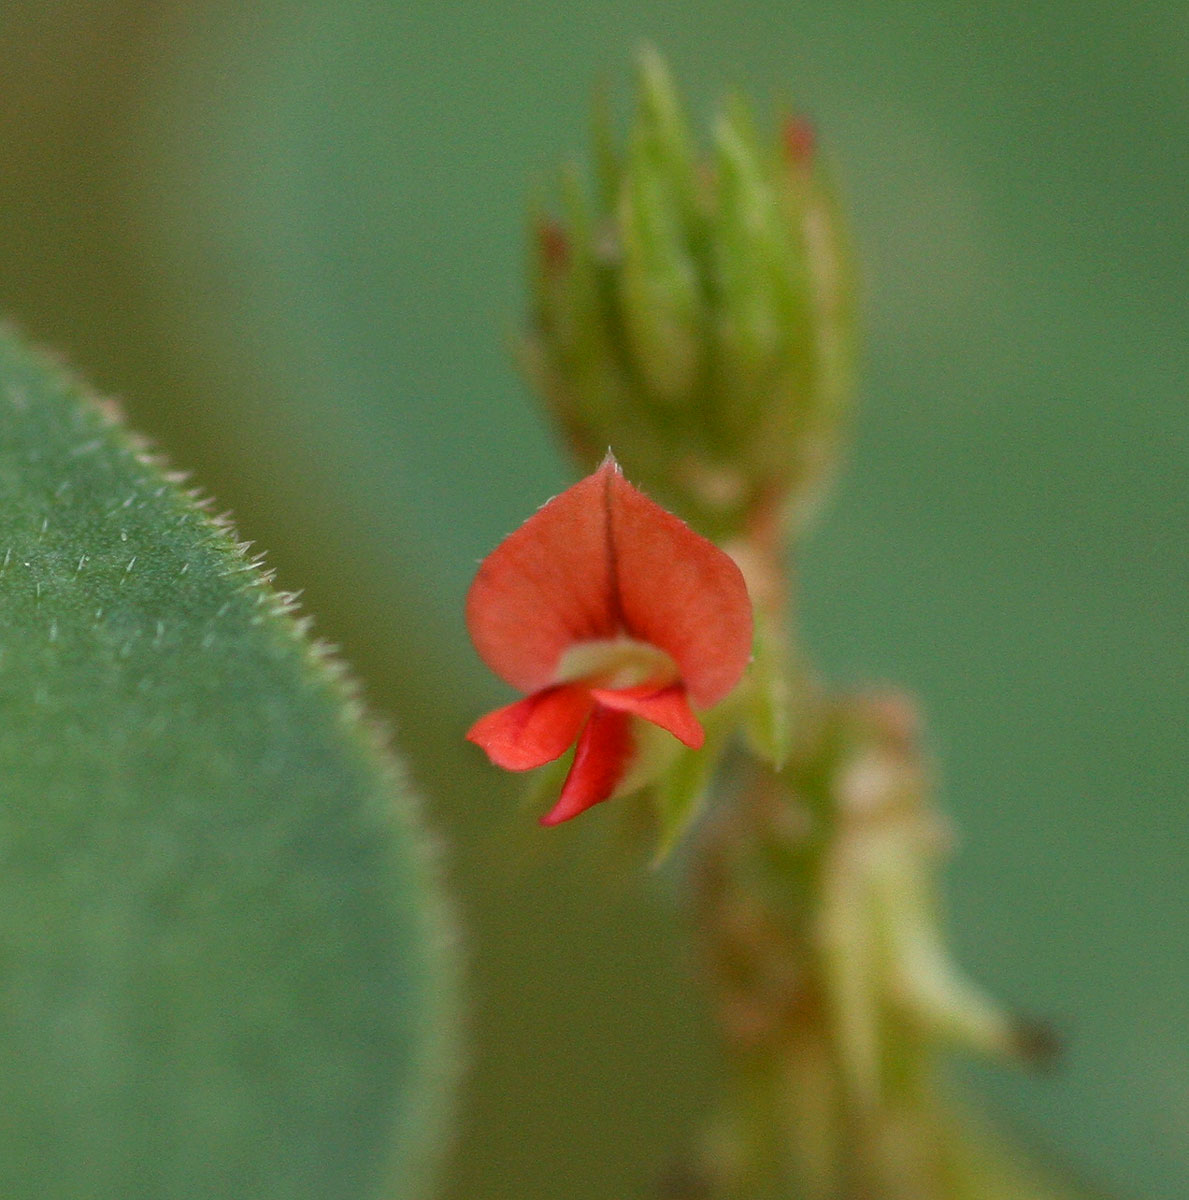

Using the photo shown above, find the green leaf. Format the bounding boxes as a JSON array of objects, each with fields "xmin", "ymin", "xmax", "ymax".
[{"xmin": 0, "ymin": 328, "xmax": 457, "ymax": 1200}]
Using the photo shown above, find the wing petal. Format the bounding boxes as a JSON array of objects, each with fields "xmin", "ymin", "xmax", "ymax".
[
  {"xmin": 589, "ymin": 682, "xmax": 704, "ymax": 748},
  {"xmin": 540, "ymin": 704, "xmax": 634, "ymax": 825},
  {"xmin": 466, "ymin": 684, "xmax": 593, "ymax": 770}
]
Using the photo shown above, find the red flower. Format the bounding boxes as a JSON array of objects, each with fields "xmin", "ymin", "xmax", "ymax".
[{"xmin": 466, "ymin": 456, "xmax": 753, "ymax": 825}]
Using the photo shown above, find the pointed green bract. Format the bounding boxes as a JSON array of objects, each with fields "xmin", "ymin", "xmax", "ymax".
[
  {"xmin": 618, "ymin": 128, "xmax": 704, "ymax": 405},
  {"xmin": 743, "ymin": 606, "xmax": 795, "ymax": 770},
  {"xmin": 649, "ymin": 707, "xmax": 736, "ymax": 866},
  {"xmin": 0, "ymin": 328, "xmax": 456, "ymax": 1200},
  {"xmin": 633, "ymin": 45, "xmax": 700, "ymax": 227},
  {"xmin": 709, "ymin": 102, "xmax": 792, "ymax": 433}
]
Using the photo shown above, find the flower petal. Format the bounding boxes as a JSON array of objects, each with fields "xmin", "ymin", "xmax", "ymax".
[
  {"xmin": 589, "ymin": 682, "xmax": 704, "ymax": 749},
  {"xmin": 603, "ymin": 464, "xmax": 753, "ymax": 708},
  {"xmin": 465, "ymin": 465, "xmax": 621, "ymax": 692},
  {"xmin": 540, "ymin": 704, "xmax": 634, "ymax": 826},
  {"xmin": 466, "ymin": 456, "xmax": 753, "ymax": 706},
  {"xmin": 466, "ymin": 684, "xmax": 592, "ymax": 770}
]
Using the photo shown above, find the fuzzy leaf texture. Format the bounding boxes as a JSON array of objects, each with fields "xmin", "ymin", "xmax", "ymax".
[{"xmin": 0, "ymin": 328, "xmax": 456, "ymax": 1200}]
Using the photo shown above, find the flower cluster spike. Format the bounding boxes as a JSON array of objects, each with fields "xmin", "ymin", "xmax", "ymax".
[
  {"xmin": 466, "ymin": 455, "xmax": 752, "ymax": 826},
  {"xmin": 521, "ymin": 47, "xmax": 857, "ymax": 541}
]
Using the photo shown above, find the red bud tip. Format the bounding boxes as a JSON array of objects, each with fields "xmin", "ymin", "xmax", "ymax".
[
  {"xmin": 781, "ymin": 116, "xmax": 816, "ymax": 165},
  {"xmin": 537, "ymin": 218, "xmax": 569, "ymax": 271}
]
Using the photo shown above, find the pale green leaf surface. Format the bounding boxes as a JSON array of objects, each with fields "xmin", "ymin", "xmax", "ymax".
[{"xmin": 0, "ymin": 328, "xmax": 456, "ymax": 1200}]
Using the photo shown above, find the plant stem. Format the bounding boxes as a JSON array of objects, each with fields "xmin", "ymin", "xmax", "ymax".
[{"xmin": 674, "ymin": 534, "xmax": 1076, "ymax": 1200}]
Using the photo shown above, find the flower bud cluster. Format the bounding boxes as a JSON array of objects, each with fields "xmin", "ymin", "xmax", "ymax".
[{"xmin": 522, "ymin": 47, "xmax": 857, "ymax": 541}]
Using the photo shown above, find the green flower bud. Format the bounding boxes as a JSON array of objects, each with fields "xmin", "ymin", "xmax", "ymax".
[{"xmin": 520, "ymin": 48, "xmax": 857, "ymax": 542}]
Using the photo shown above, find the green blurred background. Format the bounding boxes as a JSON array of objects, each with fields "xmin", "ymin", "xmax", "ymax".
[{"xmin": 1, "ymin": 2, "xmax": 1184, "ymax": 1198}]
